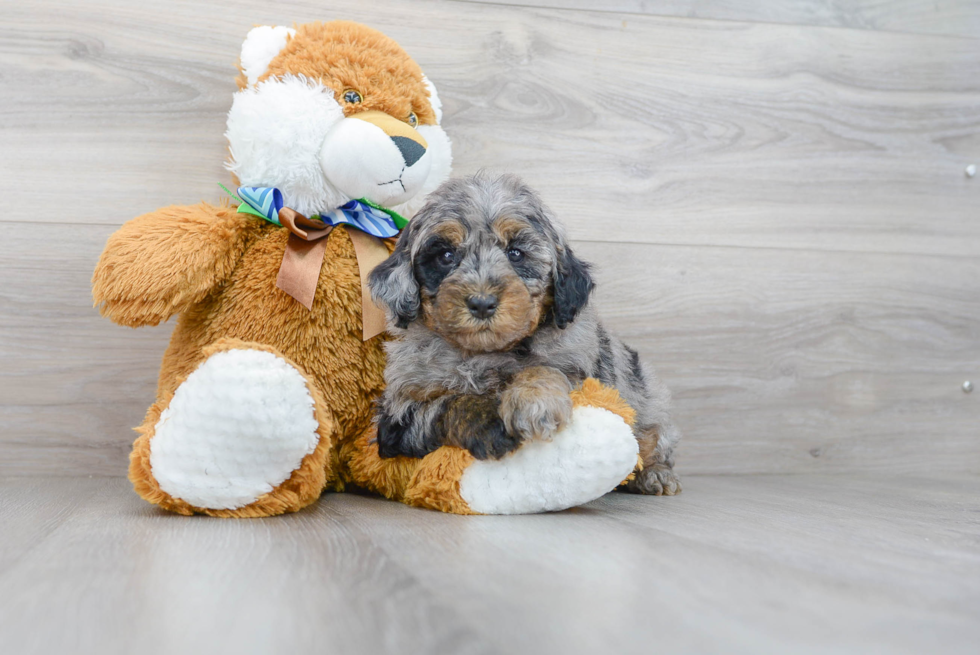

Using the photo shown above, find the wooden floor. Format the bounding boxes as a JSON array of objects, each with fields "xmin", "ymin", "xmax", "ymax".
[{"xmin": 0, "ymin": 475, "xmax": 977, "ymax": 655}]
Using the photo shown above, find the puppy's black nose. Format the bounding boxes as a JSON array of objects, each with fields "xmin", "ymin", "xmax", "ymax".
[
  {"xmin": 391, "ymin": 136, "xmax": 426, "ymax": 167},
  {"xmin": 466, "ymin": 294, "xmax": 498, "ymax": 320}
]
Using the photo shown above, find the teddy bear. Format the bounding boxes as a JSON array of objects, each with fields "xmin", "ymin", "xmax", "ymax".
[{"xmin": 92, "ymin": 20, "xmax": 640, "ymax": 517}]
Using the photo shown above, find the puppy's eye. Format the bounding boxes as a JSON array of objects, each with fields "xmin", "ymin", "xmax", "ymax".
[
  {"xmin": 439, "ymin": 250, "xmax": 456, "ymax": 266},
  {"xmin": 407, "ymin": 112, "xmax": 418, "ymax": 128},
  {"xmin": 507, "ymin": 248, "xmax": 525, "ymax": 263},
  {"xmin": 343, "ymin": 89, "xmax": 362, "ymax": 104}
]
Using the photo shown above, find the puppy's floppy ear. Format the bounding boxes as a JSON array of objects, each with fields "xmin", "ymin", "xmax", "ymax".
[
  {"xmin": 552, "ymin": 244, "xmax": 594, "ymax": 329},
  {"xmin": 523, "ymin": 185, "xmax": 595, "ymax": 330},
  {"xmin": 369, "ymin": 237, "xmax": 419, "ymax": 329}
]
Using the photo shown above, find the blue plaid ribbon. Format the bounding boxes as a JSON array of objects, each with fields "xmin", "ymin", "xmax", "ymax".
[{"xmin": 236, "ymin": 186, "xmax": 401, "ymax": 238}]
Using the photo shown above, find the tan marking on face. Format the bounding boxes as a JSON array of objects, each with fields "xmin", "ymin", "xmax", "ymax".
[
  {"xmin": 492, "ymin": 215, "xmax": 533, "ymax": 244},
  {"xmin": 422, "ymin": 272, "xmax": 545, "ymax": 353},
  {"xmin": 429, "ymin": 219, "xmax": 466, "ymax": 247}
]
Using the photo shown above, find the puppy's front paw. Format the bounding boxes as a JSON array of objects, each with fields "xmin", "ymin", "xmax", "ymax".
[
  {"xmin": 463, "ymin": 419, "xmax": 524, "ymax": 460},
  {"xmin": 499, "ymin": 366, "xmax": 573, "ymax": 441},
  {"xmin": 440, "ymin": 394, "xmax": 523, "ymax": 460},
  {"xmin": 624, "ymin": 464, "xmax": 682, "ymax": 496}
]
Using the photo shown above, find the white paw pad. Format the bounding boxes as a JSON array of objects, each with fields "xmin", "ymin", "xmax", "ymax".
[
  {"xmin": 458, "ymin": 406, "xmax": 639, "ymax": 515},
  {"xmin": 149, "ymin": 349, "xmax": 320, "ymax": 510}
]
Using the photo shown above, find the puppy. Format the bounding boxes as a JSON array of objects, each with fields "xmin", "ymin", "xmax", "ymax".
[{"xmin": 368, "ymin": 173, "xmax": 681, "ymax": 495}]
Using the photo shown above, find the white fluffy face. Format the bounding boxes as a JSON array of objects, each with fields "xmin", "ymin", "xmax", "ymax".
[{"xmin": 224, "ymin": 28, "xmax": 452, "ymax": 218}]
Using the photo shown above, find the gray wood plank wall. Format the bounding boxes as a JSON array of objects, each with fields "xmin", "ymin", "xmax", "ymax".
[
  {"xmin": 2, "ymin": 0, "xmax": 978, "ymax": 477},
  {"xmin": 459, "ymin": 0, "xmax": 980, "ymax": 39}
]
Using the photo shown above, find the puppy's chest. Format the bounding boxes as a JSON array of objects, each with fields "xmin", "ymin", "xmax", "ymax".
[
  {"xmin": 397, "ymin": 335, "xmax": 577, "ymax": 396},
  {"xmin": 429, "ymin": 351, "xmax": 528, "ymax": 395},
  {"xmin": 437, "ymin": 344, "xmax": 566, "ymax": 394}
]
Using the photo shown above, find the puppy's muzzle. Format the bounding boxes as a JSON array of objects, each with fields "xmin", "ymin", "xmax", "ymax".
[{"xmin": 466, "ymin": 293, "xmax": 498, "ymax": 320}]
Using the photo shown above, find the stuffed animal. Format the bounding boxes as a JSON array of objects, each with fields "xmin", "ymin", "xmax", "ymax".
[{"xmin": 92, "ymin": 20, "xmax": 640, "ymax": 517}]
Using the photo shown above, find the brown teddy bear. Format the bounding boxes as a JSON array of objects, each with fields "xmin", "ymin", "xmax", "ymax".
[{"xmin": 92, "ymin": 21, "xmax": 640, "ymax": 517}]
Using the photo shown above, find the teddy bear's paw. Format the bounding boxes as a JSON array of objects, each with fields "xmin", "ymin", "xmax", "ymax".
[
  {"xmin": 148, "ymin": 348, "xmax": 322, "ymax": 510},
  {"xmin": 457, "ymin": 405, "xmax": 638, "ymax": 514}
]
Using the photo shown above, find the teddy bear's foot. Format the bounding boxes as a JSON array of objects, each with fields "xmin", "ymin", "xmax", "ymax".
[
  {"xmin": 457, "ymin": 405, "xmax": 638, "ymax": 514},
  {"xmin": 131, "ymin": 340, "xmax": 335, "ymax": 517},
  {"xmin": 343, "ymin": 404, "xmax": 637, "ymax": 516},
  {"xmin": 343, "ymin": 379, "xmax": 640, "ymax": 516}
]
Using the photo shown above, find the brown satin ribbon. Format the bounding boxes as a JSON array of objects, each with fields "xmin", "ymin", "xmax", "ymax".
[
  {"xmin": 275, "ymin": 207, "xmax": 390, "ymax": 341},
  {"xmin": 346, "ymin": 228, "xmax": 391, "ymax": 341}
]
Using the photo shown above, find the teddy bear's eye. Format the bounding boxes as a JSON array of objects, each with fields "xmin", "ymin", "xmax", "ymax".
[
  {"xmin": 343, "ymin": 89, "xmax": 362, "ymax": 104},
  {"xmin": 407, "ymin": 112, "xmax": 418, "ymax": 128}
]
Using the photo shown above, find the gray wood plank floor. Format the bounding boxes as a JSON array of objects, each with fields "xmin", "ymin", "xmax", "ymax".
[{"xmin": 0, "ymin": 475, "xmax": 977, "ymax": 655}]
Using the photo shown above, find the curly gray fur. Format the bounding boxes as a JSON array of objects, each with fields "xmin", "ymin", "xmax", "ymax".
[{"xmin": 368, "ymin": 173, "xmax": 681, "ymax": 494}]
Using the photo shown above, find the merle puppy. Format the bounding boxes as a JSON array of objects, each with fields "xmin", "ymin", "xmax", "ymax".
[{"xmin": 368, "ymin": 173, "xmax": 681, "ymax": 495}]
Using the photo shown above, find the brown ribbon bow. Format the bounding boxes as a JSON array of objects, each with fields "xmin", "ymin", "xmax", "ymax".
[{"xmin": 275, "ymin": 207, "xmax": 391, "ymax": 341}]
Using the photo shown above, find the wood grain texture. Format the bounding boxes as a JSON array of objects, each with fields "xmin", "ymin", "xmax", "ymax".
[
  {"xmin": 0, "ymin": 0, "xmax": 978, "ymax": 477},
  {"xmin": 3, "ymin": 0, "xmax": 979, "ymax": 255},
  {"xmin": 458, "ymin": 0, "xmax": 980, "ymax": 39},
  {"xmin": 0, "ymin": 476, "xmax": 977, "ymax": 655},
  {"xmin": 2, "ymin": 223, "xmax": 977, "ymax": 477},
  {"xmin": 579, "ymin": 240, "xmax": 980, "ymax": 475}
]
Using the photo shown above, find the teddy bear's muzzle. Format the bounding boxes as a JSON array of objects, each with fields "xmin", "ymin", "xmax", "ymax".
[{"xmin": 319, "ymin": 110, "xmax": 433, "ymax": 208}]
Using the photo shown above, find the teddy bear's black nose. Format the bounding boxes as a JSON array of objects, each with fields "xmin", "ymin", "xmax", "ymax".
[
  {"xmin": 391, "ymin": 136, "xmax": 426, "ymax": 167},
  {"xmin": 466, "ymin": 294, "xmax": 498, "ymax": 320}
]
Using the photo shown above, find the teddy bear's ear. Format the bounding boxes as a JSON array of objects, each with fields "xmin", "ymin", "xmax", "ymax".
[
  {"xmin": 422, "ymin": 75, "xmax": 443, "ymax": 124},
  {"xmin": 240, "ymin": 25, "xmax": 296, "ymax": 86}
]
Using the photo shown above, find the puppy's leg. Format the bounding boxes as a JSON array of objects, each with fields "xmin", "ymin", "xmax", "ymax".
[
  {"xmin": 377, "ymin": 366, "xmax": 573, "ymax": 461},
  {"xmin": 499, "ymin": 366, "xmax": 573, "ymax": 441},
  {"xmin": 624, "ymin": 424, "xmax": 682, "ymax": 496},
  {"xmin": 437, "ymin": 395, "xmax": 524, "ymax": 460},
  {"xmin": 377, "ymin": 394, "xmax": 522, "ymax": 461}
]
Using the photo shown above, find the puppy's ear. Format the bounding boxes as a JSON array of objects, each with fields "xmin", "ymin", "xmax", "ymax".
[
  {"xmin": 552, "ymin": 244, "xmax": 594, "ymax": 329},
  {"xmin": 369, "ymin": 239, "xmax": 419, "ymax": 329}
]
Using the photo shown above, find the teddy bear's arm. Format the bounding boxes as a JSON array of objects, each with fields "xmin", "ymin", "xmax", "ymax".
[{"xmin": 92, "ymin": 203, "xmax": 254, "ymax": 327}]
